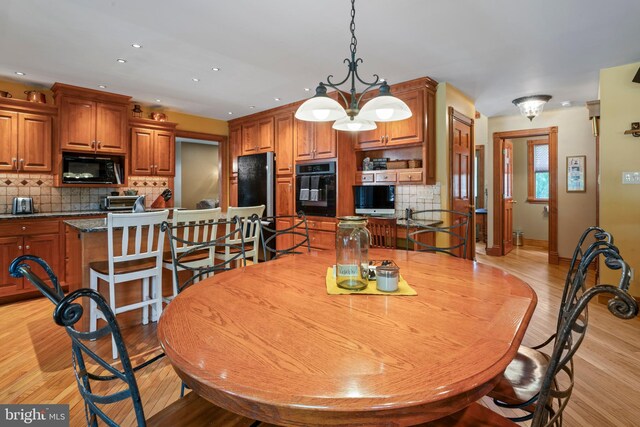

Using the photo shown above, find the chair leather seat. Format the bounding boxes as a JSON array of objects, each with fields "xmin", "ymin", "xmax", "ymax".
[
  {"xmin": 147, "ymin": 391, "xmax": 256, "ymax": 426},
  {"xmin": 90, "ymin": 257, "xmax": 157, "ymax": 275},
  {"xmin": 488, "ymin": 345, "xmax": 550, "ymax": 405},
  {"xmin": 163, "ymin": 249, "xmax": 210, "ymax": 264},
  {"xmin": 416, "ymin": 402, "xmax": 518, "ymax": 426},
  {"xmin": 215, "ymin": 244, "xmax": 253, "ymax": 254}
]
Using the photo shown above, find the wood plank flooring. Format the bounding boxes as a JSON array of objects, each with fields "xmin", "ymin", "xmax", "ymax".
[{"xmin": 0, "ymin": 246, "xmax": 638, "ymax": 426}]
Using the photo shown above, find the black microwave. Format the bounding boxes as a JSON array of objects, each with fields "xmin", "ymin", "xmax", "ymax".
[
  {"xmin": 354, "ymin": 185, "xmax": 396, "ymax": 215},
  {"xmin": 62, "ymin": 155, "xmax": 118, "ymax": 184}
]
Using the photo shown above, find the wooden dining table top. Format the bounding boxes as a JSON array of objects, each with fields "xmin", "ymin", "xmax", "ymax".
[{"xmin": 157, "ymin": 249, "xmax": 537, "ymax": 426}]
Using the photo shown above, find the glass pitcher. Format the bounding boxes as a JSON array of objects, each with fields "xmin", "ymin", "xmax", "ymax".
[{"xmin": 336, "ymin": 216, "xmax": 370, "ymax": 290}]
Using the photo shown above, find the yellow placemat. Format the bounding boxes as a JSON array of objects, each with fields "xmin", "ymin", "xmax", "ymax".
[{"xmin": 325, "ymin": 268, "xmax": 417, "ymax": 296}]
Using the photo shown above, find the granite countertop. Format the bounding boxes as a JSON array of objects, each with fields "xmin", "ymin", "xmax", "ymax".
[
  {"xmin": 0, "ymin": 210, "xmax": 105, "ymax": 221},
  {"xmin": 64, "ymin": 218, "xmax": 109, "ymax": 233}
]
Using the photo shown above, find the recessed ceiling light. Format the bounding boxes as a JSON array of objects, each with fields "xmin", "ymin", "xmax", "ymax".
[
  {"xmin": 228, "ymin": 112, "xmax": 233, "ymax": 115},
  {"xmin": 117, "ymin": 58, "xmax": 127, "ymax": 63},
  {"xmin": 192, "ymin": 78, "xmax": 200, "ymax": 82},
  {"xmin": 155, "ymin": 99, "xmax": 161, "ymax": 102},
  {"xmin": 274, "ymin": 97, "xmax": 281, "ymax": 101},
  {"xmin": 98, "ymin": 84, "xmax": 107, "ymax": 89},
  {"xmin": 212, "ymin": 67, "xmax": 221, "ymax": 71},
  {"xmin": 249, "ymin": 105, "xmax": 256, "ymax": 109},
  {"xmin": 304, "ymin": 88, "xmax": 310, "ymax": 92},
  {"xmin": 131, "ymin": 43, "xmax": 142, "ymax": 48},
  {"xmin": 561, "ymin": 101, "xmax": 572, "ymax": 107},
  {"xmin": 15, "ymin": 71, "xmax": 26, "ymax": 76}
]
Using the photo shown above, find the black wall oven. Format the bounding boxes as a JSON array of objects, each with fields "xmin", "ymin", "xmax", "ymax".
[{"xmin": 295, "ymin": 161, "xmax": 336, "ymax": 217}]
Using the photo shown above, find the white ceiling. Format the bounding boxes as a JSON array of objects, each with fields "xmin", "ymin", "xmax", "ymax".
[{"xmin": 1, "ymin": 0, "xmax": 639, "ymax": 120}]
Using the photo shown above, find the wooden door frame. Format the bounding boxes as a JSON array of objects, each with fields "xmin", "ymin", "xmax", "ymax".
[
  {"xmin": 490, "ymin": 127, "xmax": 559, "ymax": 264},
  {"xmin": 475, "ymin": 145, "xmax": 485, "ymax": 209},
  {"xmin": 448, "ymin": 107, "xmax": 475, "ymax": 259},
  {"xmin": 175, "ymin": 130, "xmax": 229, "ymax": 210}
]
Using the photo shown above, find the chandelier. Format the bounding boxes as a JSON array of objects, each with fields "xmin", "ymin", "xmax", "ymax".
[
  {"xmin": 512, "ymin": 95, "xmax": 552, "ymax": 121},
  {"xmin": 295, "ymin": 0, "xmax": 411, "ymax": 132}
]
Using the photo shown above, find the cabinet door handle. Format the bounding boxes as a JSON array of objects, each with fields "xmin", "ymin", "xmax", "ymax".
[
  {"xmin": 18, "ymin": 245, "xmax": 22, "ymax": 250},
  {"xmin": 385, "ymin": 135, "xmax": 389, "ymax": 144},
  {"xmin": 91, "ymin": 141, "xmax": 95, "ymax": 149},
  {"xmin": 12, "ymin": 158, "xmax": 17, "ymax": 170},
  {"xmin": 380, "ymin": 136, "xmax": 384, "ymax": 144},
  {"xmin": 288, "ymin": 164, "xmax": 292, "ymax": 170},
  {"xmin": 25, "ymin": 245, "xmax": 30, "ymax": 250},
  {"xmin": 97, "ymin": 141, "xmax": 102, "ymax": 149},
  {"xmin": 19, "ymin": 159, "xmax": 24, "ymax": 170},
  {"xmin": 21, "ymin": 226, "xmax": 27, "ymax": 231}
]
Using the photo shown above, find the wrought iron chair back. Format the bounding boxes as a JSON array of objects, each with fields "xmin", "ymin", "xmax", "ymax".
[
  {"xmin": 9, "ymin": 255, "xmax": 154, "ymax": 427},
  {"xmin": 563, "ymin": 226, "xmax": 615, "ymax": 296},
  {"xmin": 162, "ymin": 216, "xmax": 247, "ymax": 294},
  {"xmin": 259, "ymin": 212, "xmax": 311, "ymax": 260},
  {"xmin": 405, "ymin": 209, "xmax": 471, "ymax": 259},
  {"xmin": 367, "ymin": 216, "xmax": 397, "ymax": 249},
  {"xmin": 529, "ymin": 248, "xmax": 637, "ymax": 427}
]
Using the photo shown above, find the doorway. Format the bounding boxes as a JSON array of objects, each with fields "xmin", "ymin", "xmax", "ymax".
[
  {"xmin": 175, "ymin": 138, "xmax": 221, "ymax": 209},
  {"xmin": 491, "ymin": 127, "xmax": 559, "ymax": 264},
  {"xmin": 474, "ymin": 146, "xmax": 487, "ymax": 248}
]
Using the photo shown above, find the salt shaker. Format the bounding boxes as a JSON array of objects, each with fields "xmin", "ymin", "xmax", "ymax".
[{"xmin": 376, "ymin": 264, "xmax": 399, "ymax": 292}]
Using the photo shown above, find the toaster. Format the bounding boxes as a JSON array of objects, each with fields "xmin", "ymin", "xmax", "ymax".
[{"xmin": 12, "ymin": 197, "xmax": 34, "ymax": 214}]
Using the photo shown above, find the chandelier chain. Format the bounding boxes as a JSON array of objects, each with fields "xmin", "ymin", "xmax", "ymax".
[{"xmin": 349, "ymin": 0, "xmax": 357, "ymax": 56}]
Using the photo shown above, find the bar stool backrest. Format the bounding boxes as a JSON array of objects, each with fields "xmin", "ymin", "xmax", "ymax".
[
  {"xmin": 225, "ymin": 205, "xmax": 265, "ymax": 249},
  {"xmin": 260, "ymin": 212, "xmax": 311, "ymax": 260},
  {"xmin": 170, "ymin": 208, "xmax": 222, "ymax": 263},
  {"xmin": 107, "ymin": 210, "xmax": 170, "ymax": 280}
]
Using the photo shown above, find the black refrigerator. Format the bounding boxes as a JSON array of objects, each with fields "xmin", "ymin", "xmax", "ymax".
[{"xmin": 237, "ymin": 152, "xmax": 275, "ymax": 217}]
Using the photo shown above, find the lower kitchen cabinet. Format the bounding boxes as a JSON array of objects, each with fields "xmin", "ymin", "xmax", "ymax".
[
  {"xmin": 229, "ymin": 175, "xmax": 238, "ymax": 207},
  {"xmin": 0, "ymin": 219, "xmax": 62, "ymax": 299},
  {"xmin": 296, "ymin": 216, "xmax": 336, "ymax": 250}
]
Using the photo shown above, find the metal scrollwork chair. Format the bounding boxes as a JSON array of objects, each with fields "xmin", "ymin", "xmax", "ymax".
[
  {"xmin": 259, "ymin": 212, "xmax": 311, "ymax": 260},
  {"xmin": 367, "ymin": 217, "xmax": 397, "ymax": 249},
  {"xmin": 9, "ymin": 255, "xmax": 257, "ymax": 427},
  {"xmin": 405, "ymin": 209, "xmax": 471, "ymax": 259},
  {"xmin": 488, "ymin": 227, "xmax": 620, "ymax": 418},
  {"xmin": 162, "ymin": 216, "xmax": 247, "ymax": 296},
  {"xmin": 422, "ymin": 247, "xmax": 638, "ymax": 427}
]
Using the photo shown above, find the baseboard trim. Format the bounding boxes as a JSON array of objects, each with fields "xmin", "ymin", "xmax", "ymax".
[
  {"xmin": 559, "ymin": 256, "xmax": 597, "ymax": 270},
  {"xmin": 549, "ymin": 251, "xmax": 560, "ymax": 265},
  {"xmin": 486, "ymin": 246, "xmax": 502, "ymax": 256},
  {"xmin": 524, "ymin": 238, "xmax": 549, "ymax": 249}
]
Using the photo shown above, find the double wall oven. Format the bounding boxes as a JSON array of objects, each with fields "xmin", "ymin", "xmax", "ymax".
[{"xmin": 295, "ymin": 161, "xmax": 336, "ymax": 217}]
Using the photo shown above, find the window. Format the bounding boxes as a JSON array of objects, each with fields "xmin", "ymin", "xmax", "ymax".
[{"xmin": 527, "ymin": 140, "xmax": 549, "ymax": 202}]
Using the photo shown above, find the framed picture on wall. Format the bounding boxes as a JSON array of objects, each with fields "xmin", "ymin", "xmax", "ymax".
[{"xmin": 566, "ymin": 155, "xmax": 586, "ymax": 192}]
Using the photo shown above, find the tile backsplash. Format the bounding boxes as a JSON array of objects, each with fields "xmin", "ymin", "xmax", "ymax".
[
  {"xmin": 394, "ymin": 183, "xmax": 442, "ymax": 219},
  {"xmin": 0, "ymin": 173, "xmax": 172, "ymax": 214}
]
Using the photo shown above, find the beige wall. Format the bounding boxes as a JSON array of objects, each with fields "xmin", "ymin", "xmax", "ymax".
[
  {"xmin": 512, "ymin": 137, "xmax": 549, "ymax": 241},
  {"xmin": 180, "ymin": 142, "xmax": 219, "ymax": 209},
  {"xmin": 599, "ymin": 62, "xmax": 640, "ymax": 297},
  {"xmin": 485, "ymin": 107, "xmax": 597, "ymax": 258}
]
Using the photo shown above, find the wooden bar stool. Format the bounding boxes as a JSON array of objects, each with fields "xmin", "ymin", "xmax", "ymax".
[
  {"xmin": 215, "ymin": 205, "xmax": 264, "ymax": 266},
  {"xmin": 367, "ymin": 217, "xmax": 397, "ymax": 248},
  {"xmin": 89, "ymin": 210, "xmax": 169, "ymax": 359}
]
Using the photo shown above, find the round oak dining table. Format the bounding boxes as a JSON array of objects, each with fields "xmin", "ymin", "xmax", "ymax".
[{"xmin": 157, "ymin": 249, "xmax": 537, "ymax": 426}]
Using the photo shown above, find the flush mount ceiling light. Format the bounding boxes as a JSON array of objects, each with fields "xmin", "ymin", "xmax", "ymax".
[
  {"xmin": 15, "ymin": 71, "xmax": 26, "ymax": 76},
  {"xmin": 116, "ymin": 58, "xmax": 127, "ymax": 63},
  {"xmin": 295, "ymin": 0, "xmax": 411, "ymax": 131},
  {"xmin": 131, "ymin": 43, "xmax": 142, "ymax": 48},
  {"xmin": 512, "ymin": 95, "xmax": 552, "ymax": 121}
]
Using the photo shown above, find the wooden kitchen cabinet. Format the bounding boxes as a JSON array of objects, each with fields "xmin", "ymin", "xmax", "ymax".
[
  {"xmin": 130, "ymin": 119, "xmax": 177, "ymax": 177},
  {"xmin": 229, "ymin": 175, "xmax": 238, "ymax": 207},
  {"xmin": 355, "ymin": 87, "xmax": 424, "ymax": 149},
  {"xmin": 276, "ymin": 175, "xmax": 295, "ymax": 216},
  {"xmin": 275, "ymin": 112, "xmax": 294, "ymax": 175},
  {"xmin": 242, "ymin": 116, "xmax": 274, "ymax": 155},
  {"xmin": 294, "ymin": 119, "xmax": 337, "ymax": 162},
  {"xmin": 53, "ymin": 83, "xmax": 131, "ymax": 155},
  {"xmin": 297, "ymin": 216, "xmax": 336, "ymax": 250},
  {"xmin": 0, "ymin": 220, "xmax": 61, "ymax": 299},
  {"xmin": 0, "ymin": 98, "xmax": 56, "ymax": 173}
]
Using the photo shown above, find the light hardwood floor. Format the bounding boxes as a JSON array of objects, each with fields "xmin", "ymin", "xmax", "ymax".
[{"xmin": 0, "ymin": 246, "xmax": 638, "ymax": 426}]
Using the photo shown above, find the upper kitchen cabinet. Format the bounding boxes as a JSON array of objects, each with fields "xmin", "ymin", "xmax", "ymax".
[
  {"xmin": 354, "ymin": 77, "xmax": 437, "ymax": 184},
  {"xmin": 52, "ymin": 83, "xmax": 130, "ymax": 155},
  {"xmin": 241, "ymin": 115, "xmax": 274, "ymax": 155},
  {"xmin": 229, "ymin": 125, "xmax": 242, "ymax": 175},
  {"xmin": 294, "ymin": 120, "xmax": 337, "ymax": 161},
  {"xmin": 275, "ymin": 111, "xmax": 294, "ymax": 175},
  {"xmin": 0, "ymin": 98, "xmax": 56, "ymax": 173},
  {"xmin": 129, "ymin": 119, "xmax": 177, "ymax": 177}
]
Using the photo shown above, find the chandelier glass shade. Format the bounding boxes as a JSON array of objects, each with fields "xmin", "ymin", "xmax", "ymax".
[
  {"xmin": 332, "ymin": 115, "xmax": 377, "ymax": 131},
  {"xmin": 295, "ymin": 0, "xmax": 411, "ymax": 131},
  {"xmin": 512, "ymin": 95, "xmax": 552, "ymax": 121}
]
